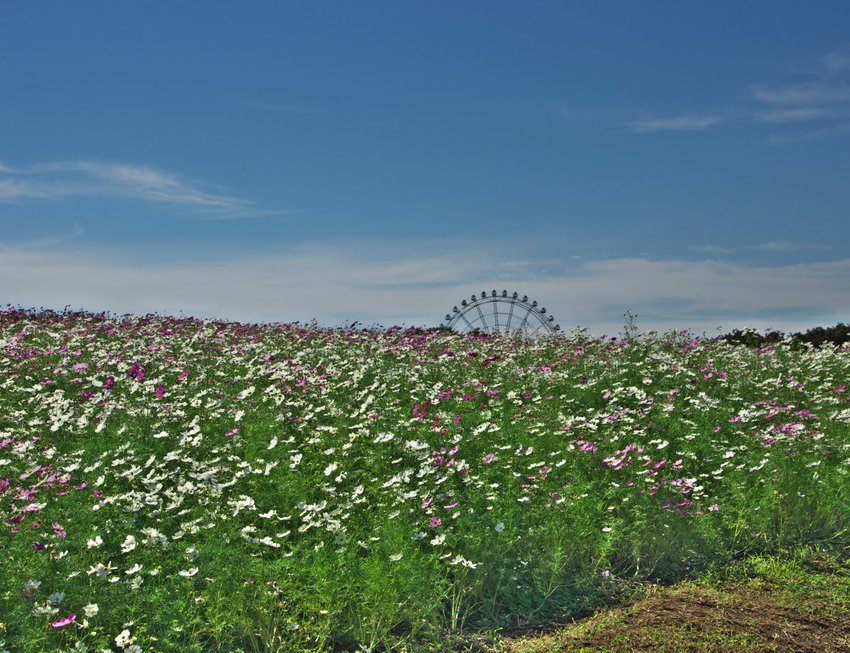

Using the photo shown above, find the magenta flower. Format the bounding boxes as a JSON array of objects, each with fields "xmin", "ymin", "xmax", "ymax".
[
  {"xmin": 51, "ymin": 613, "xmax": 76, "ymax": 628},
  {"xmin": 155, "ymin": 384, "xmax": 165, "ymax": 399},
  {"xmin": 429, "ymin": 517, "xmax": 442, "ymax": 528},
  {"xmin": 103, "ymin": 375, "xmax": 115, "ymax": 390}
]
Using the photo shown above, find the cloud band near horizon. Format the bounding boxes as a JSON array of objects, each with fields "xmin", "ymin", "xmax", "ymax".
[{"xmin": 1, "ymin": 243, "xmax": 847, "ymax": 337}]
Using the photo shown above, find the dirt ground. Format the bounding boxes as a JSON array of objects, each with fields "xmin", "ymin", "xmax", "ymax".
[{"xmin": 504, "ymin": 556, "xmax": 850, "ymax": 652}]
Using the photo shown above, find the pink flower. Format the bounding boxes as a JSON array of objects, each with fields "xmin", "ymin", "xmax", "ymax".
[
  {"xmin": 225, "ymin": 428, "xmax": 240, "ymax": 437},
  {"xmin": 429, "ymin": 517, "xmax": 442, "ymax": 528},
  {"xmin": 155, "ymin": 384, "xmax": 165, "ymax": 399},
  {"xmin": 103, "ymin": 375, "xmax": 115, "ymax": 390},
  {"xmin": 51, "ymin": 613, "xmax": 76, "ymax": 628},
  {"xmin": 482, "ymin": 453, "xmax": 495, "ymax": 464},
  {"xmin": 422, "ymin": 497, "xmax": 434, "ymax": 508},
  {"xmin": 52, "ymin": 522, "xmax": 66, "ymax": 537}
]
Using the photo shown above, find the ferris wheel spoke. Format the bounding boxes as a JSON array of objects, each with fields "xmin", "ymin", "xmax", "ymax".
[
  {"xmin": 516, "ymin": 306, "xmax": 534, "ymax": 334},
  {"xmin": 458, "ymin": 313, "xmax": 475, "ymax": 331},
  {"xmin": 505, "ymin": 300, "xmax": 517, "ymax": 334},
  {"xmin": 473, "ymin": 303, "xmax": 490, "ymax": 333}
]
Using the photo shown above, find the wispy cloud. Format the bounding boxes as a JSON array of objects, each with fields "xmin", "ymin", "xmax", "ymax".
[
  {"xmin": 0, "ymin": 160, "xmax": 282, "ymax": 219},
  {"xmin": 0, "ymin": 223, "xmax": 85, "ymax": 252},
  {"xmin": 689, "ymin": 244, "xmax": 734, "ymax": 255},
  {"xmin": 625, "ymin": 115, "xmax": 721, "ymax": 134},
  {"xmin": 751, "ymin": 82, "xmax": 850, "ymax": 106},
  {"xmin": 751, "ymin": 45, "xmax": 850, "ymax": 142},
  {"xmin": 560, "ymin": 44, "xmax": 850, "ymax": 142},
  {"xmin": 690, "ymin": 241, "xmax": 831, "ymax": 255},
  {"xmin": 766, "ymin": 122, "xmax": 850, "ymax": 145},
  {"xmin": 751, "ymin": 240, "xmax": 831, "ymax": 252},
  {"xmin": 755, "ymin": 107, "xmax": 831, "ymax": 123},
  {"xmin": 820, "ymin": 46, "xmax": 850, "ymax": 75}
]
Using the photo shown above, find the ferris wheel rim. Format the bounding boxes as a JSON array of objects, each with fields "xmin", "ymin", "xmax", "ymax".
[{"xmin": 441, "ymin": 289, "xmax": 561, "ymax": 337}]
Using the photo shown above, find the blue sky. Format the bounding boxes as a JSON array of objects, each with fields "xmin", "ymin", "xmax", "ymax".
[{"xmin": 2, "ymin": 1, "xmax": 849, "ymax": 335}]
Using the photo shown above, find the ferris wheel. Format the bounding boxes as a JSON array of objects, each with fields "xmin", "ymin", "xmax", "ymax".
[{"xmin": 442, "ymin": 290, "xmax": 560, "ymax": 337}]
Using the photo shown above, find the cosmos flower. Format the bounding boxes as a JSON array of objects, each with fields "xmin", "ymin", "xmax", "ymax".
[{"xmin": 51, "ymin": 613, "xmax": 76, "ymax": 628}]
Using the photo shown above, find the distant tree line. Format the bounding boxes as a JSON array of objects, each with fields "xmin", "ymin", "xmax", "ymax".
[{"xmin": 715, "ymin": 323, "xmax": 850, "ymax": 349}]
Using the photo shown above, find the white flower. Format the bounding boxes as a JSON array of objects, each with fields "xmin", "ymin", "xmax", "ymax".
[
  {"xmin": 125, "ymin": 564, "xmax": 143, "ymax": 575},
  {"xmin": 449, "ymin": 555, "xmax": 479, "ymax": 569},
  {"xmin": 47, "ymin": 591, "xmax": 65, "ymax": 604},
  {"xmin": 88, "ymin": 562, "xmax": 115, "ymax": 578},
  {"xmin": 115, "ymin": 629, "xmax": 134, "ymax": 647},
  {"xmin": 120, "ymin": 535, "xmax": 137, "ymax": 553},
  {"xmin": 87, "ymin": 535, "xmax": 103, "ymax": 548},
  {"xmin": 430, "ymin": 534, "xmax": 445, "ymax": 545},
  {"xmin": 389, "ymin": 553, "xmax": 403, "ymax": 562},
  {"xmin": 83, "ymin": 603, "xmax": 99, "ymax": 616},
  {"xmin": 494, "ymin": 522, "xmax": 505, "ymax": 533},
  {"xmin": 602, "ymin": 527, "xmax": 612, "ymax": 533},
  {"xmin": 23, "ymin": 578, "xmax": 41, "ymax": 591},
  {"xmin": 286, "ymin": 622, "xmax": 299, "ymax": 631},
  {"xmin": 178, "ymin": 567, "xmax": 198, "ymax": 577}
]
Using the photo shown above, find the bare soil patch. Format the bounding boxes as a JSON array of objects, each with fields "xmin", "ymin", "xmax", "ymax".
[{"xmin": 506, "ymin": 558, "xmax": 850, "ymax": 652}]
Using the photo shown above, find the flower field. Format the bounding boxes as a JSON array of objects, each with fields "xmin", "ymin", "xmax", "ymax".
[{"xmin": 2, "ymin": 308, "xmax": 850, "ymax": 652}]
